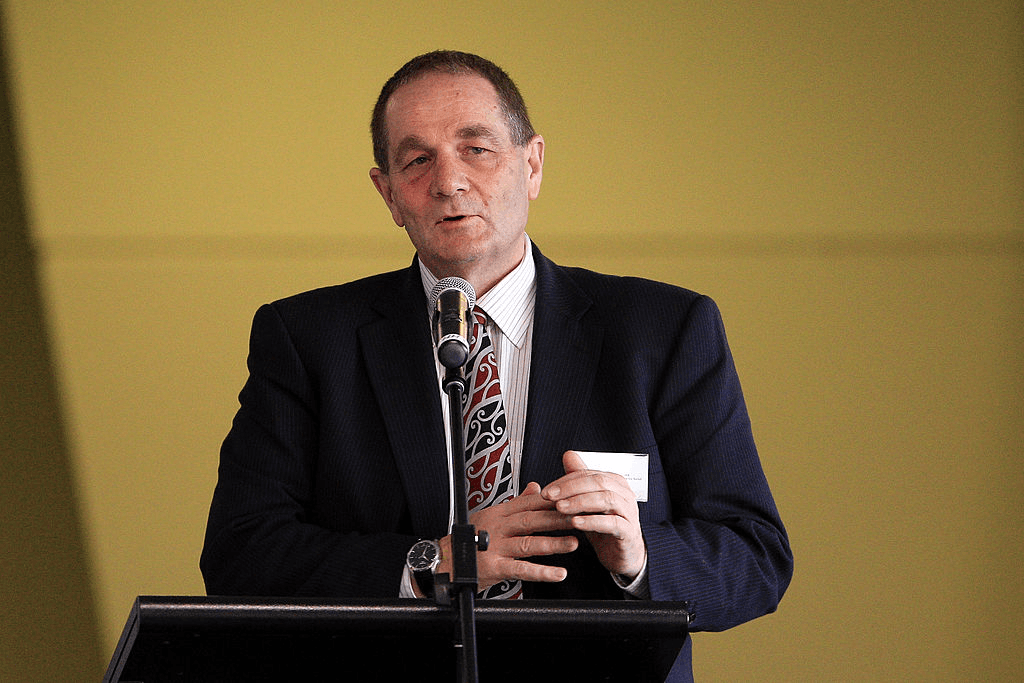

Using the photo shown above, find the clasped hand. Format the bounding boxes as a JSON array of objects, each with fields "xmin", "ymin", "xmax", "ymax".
[{"xmin": 437, "ymin": 451, "xmax": 647, "ymax": 592}]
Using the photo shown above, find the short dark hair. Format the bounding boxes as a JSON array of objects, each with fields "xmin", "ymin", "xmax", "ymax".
[{"xmin": 371, "ymin": 50, "xmax": 536, "ymax": 173}]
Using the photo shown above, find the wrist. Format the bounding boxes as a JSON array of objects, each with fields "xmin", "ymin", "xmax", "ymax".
[
  {"xmin": 406, "ymin": 539, "xmax": 443, "ymax": 598},
  {"xmin": 436, "ymin": 534, "xmax": 453, "ymax": 578},
  {"xmin": 612, "ymin": 547, "xmax": 649, "ymax": 598}
]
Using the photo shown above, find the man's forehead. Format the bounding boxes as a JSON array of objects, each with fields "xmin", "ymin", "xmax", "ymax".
[
  {"xmin": 385, "ymin": 71, "xmax": 501, "ymax": 120},
  {"xmin": 383, "ymin": 72, "xmax": 512, "ymax": 159}
]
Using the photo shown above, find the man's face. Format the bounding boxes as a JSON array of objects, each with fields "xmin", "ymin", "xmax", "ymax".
[{"xmin": 370, "ymin": 72, "xmax": 544, "ymax": 294}]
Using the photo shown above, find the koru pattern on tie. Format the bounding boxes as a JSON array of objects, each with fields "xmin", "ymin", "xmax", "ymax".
[{"xmin": 462, "ymin": 309, "xmax": 521, "ymax": 599}]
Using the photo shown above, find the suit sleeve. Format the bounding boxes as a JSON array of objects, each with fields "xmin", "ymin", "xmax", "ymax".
[
  {"xmin": 200, "ymin": 303, "xmax": 414, "ymax": 598},
  {"xmin": 643, "ymin": 295, "xmax": 793, "ymax": 631}
]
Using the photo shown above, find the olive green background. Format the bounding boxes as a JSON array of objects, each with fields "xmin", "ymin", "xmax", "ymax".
[{"xmin": 2, "ymin": 2, "xmax": 1021, "ymax": 680}]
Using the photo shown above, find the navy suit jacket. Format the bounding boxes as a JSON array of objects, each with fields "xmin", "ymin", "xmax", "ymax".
[{"xmin": 201, "ymin": 243, "xmax": 792, "ymax": 681}]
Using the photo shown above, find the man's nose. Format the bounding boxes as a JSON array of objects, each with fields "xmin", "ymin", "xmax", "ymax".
[{"xmin": 430, "ymin": 154, "xmax": 468, "ymax": 197}]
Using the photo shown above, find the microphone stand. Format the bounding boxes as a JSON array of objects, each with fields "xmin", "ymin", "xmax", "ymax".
[{"xmin": 437, "ymin": 364, "xmax": 487, "ymax": 683}]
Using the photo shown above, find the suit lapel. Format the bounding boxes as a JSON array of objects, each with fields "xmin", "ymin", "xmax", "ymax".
[
  {"xmin": 358, "ymin": 262, "xmax": 451, "ymax": 536},
  {"xmin": 520, "ymin": 248, "xmax": 604, "ymax": 487}
]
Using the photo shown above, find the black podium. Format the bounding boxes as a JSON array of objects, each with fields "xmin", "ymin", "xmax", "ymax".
[{"xmin": 103, "ymin": 596, "xmax": 693, "ymax": 682}]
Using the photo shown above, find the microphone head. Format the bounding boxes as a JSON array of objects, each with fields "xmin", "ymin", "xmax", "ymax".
[
  {"xmin": 429, "ymin": 277, "xmax": 477, "ymax": 310},
  {"xmin": 430, "ymin": 277, "xmax": 476, "ymax": 369}
]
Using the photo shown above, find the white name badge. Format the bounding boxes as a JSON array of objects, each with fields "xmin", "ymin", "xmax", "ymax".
[{"xmin": 575, "ymin": 452, "xmax": 649, "ymax": 502}]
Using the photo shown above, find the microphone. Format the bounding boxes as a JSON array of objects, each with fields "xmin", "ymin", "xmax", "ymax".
[{"xmin": 429, "ymin": 277, "xmax": 477, "ymax": 369}]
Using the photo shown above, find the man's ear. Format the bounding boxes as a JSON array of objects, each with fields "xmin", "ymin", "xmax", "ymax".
[
  {"xmin": 525, "ymin": 135, "xmax": 544, "ymax": 201},
  {"xmin": 369, "ymin": 167, "xmax": 405, "ymax": 227}
]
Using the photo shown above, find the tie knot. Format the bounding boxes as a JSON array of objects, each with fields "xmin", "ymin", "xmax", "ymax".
[{"xmin": 470, "ymin": 308, "xmax": 489, "ymax": 345}]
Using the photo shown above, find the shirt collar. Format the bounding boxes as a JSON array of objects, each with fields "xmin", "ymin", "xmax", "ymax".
[{"xmin": 419, "ymin": 234, "xmax": 537, "ymax": 349}]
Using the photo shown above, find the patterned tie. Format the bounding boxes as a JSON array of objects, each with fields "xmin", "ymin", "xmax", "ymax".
[{"xmin": 462, "ymin": 308, "xmax": 522, "ymax": 599}]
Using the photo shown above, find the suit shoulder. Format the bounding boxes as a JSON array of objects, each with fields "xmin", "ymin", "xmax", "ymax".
[
  {"xmin": 557, "ymin": 265, "xmax": 711, "ymax": 314},
  {"xmin": 263, "ymin": 268, "xmax": 409, "ymax": 321}
]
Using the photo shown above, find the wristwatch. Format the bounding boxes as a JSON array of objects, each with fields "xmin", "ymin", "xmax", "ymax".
[{"xmin": 406, "ymin": 539, "xmax": 441, "ymax": 597}]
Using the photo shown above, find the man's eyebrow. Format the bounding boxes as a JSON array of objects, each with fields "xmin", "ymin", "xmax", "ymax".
[
  {"xmin": 457, "ymin": 125, "xmax": 503, "ymax": 145},
  {"xmin": 390, "ymin": 125, "xmax": 505, "ymax": 166},
  {"xmin": 391, "ymin": 135, "xmax": 430, "ymax": 166}
]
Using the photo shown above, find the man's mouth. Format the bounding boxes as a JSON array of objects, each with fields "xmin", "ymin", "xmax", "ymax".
[{"xmin": 438, "ymin": 214, "xmax": 472, "ymax": 225}]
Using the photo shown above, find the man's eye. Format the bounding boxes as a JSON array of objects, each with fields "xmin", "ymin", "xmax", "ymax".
[
  {"xmin": 404, "ymin": 156, "xmax": 429, "ymax": 169},
  {"xmin": 467, "ymin": 147, "xmax": 487, "ymax": 155}
]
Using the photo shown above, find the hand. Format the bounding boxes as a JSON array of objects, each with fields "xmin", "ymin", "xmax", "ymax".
[
  {"xmin": 541, "ymin": 451, "xmax": 647, "ymax": 580},
  {"xmin": 437, "ymin": 482, "xmax": 579, "ymax": 592}
]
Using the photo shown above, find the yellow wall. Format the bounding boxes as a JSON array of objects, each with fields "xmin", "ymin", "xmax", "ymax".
[{"xmin": 2, "ymin": 1, "xmax": 1021, "ymax": 680}]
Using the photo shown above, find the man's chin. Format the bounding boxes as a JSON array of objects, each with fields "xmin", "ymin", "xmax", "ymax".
[{"xmin": 417, "ymin": 249, "xmax": 480, "ymax": 279}]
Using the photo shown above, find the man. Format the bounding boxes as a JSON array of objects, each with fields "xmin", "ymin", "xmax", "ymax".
[{"xmin": 201, "ymin": 51, "xmax": 792, "ymax": 681}]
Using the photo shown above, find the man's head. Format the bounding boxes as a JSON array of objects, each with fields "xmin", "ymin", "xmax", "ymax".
[
  {"xmin": 371, "ymin": 51, "xmax": 536, "ymax": 174},
  {"xmin": 368, "ymin": 51, "xmax": 544, "ymax": 296}
]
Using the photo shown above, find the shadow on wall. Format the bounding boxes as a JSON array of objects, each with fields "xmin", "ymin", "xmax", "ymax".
[{"xmin": 0, "ymin": 8, "xmax": 105, "ymax": 680}]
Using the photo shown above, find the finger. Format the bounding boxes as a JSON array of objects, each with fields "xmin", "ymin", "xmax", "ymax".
[
  {"xmin": 562, "ymin": 450, "xmax": 588, "ymax": 473},
  {"xmin": 496, "ymin": 482, "xmax": 557, "ymax": 515},
  {"xmin": 506, "ymin": 558, "xmax": 570, "ymax": 583},
  {"xmin": 569, "ymin": 510, "xmax": 633, "ymax": 538},
  {"xmin": 553, "ymin": 488, "xmax": 636, "ymax": 518},
  {"xmin": 542, "ymin": 451, "xmax": 595, "ymax": 493},
  {"xmin": 556, "ymin": 451, "xmax": 635, "ymax": 497},
  {"xmin": 479, "ymin": 557, "xmax": 570, "ymax": 587},
  {"xmin": 492, "ymin": 532, "xmax": 579, "ymax": 559},
  {"xmin": 543, "ymin": 470, "xmax": 634, "ymax": 505},
  {"xmin": 510, "ymin": 508, "xmax": 579, "ymax": 535},
  {"xmin": 476, "ymin": 536, "xmax": 578, "ymax": 586},
  {"xmin": 536, "ymin": 452, "xmax": 591, "ymax": 502}
]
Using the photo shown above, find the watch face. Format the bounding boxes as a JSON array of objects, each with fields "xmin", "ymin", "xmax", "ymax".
[{"xmin": 408, "ymin": 541, "xmax": 439, "ymax": 571}]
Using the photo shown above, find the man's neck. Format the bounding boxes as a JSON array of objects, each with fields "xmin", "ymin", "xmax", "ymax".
[
  {"xmin": 419, "ymin": 234, "xmax": 534, "ymax": 304},
  {"xmin": 423, "ymin": 234, "xmax": 527, "ymax": 298}
]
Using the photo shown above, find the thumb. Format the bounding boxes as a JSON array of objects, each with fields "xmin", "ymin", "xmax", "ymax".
[{"xmin": 562, "ymin": 450, "xmax": 588, "ymax": 474}]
